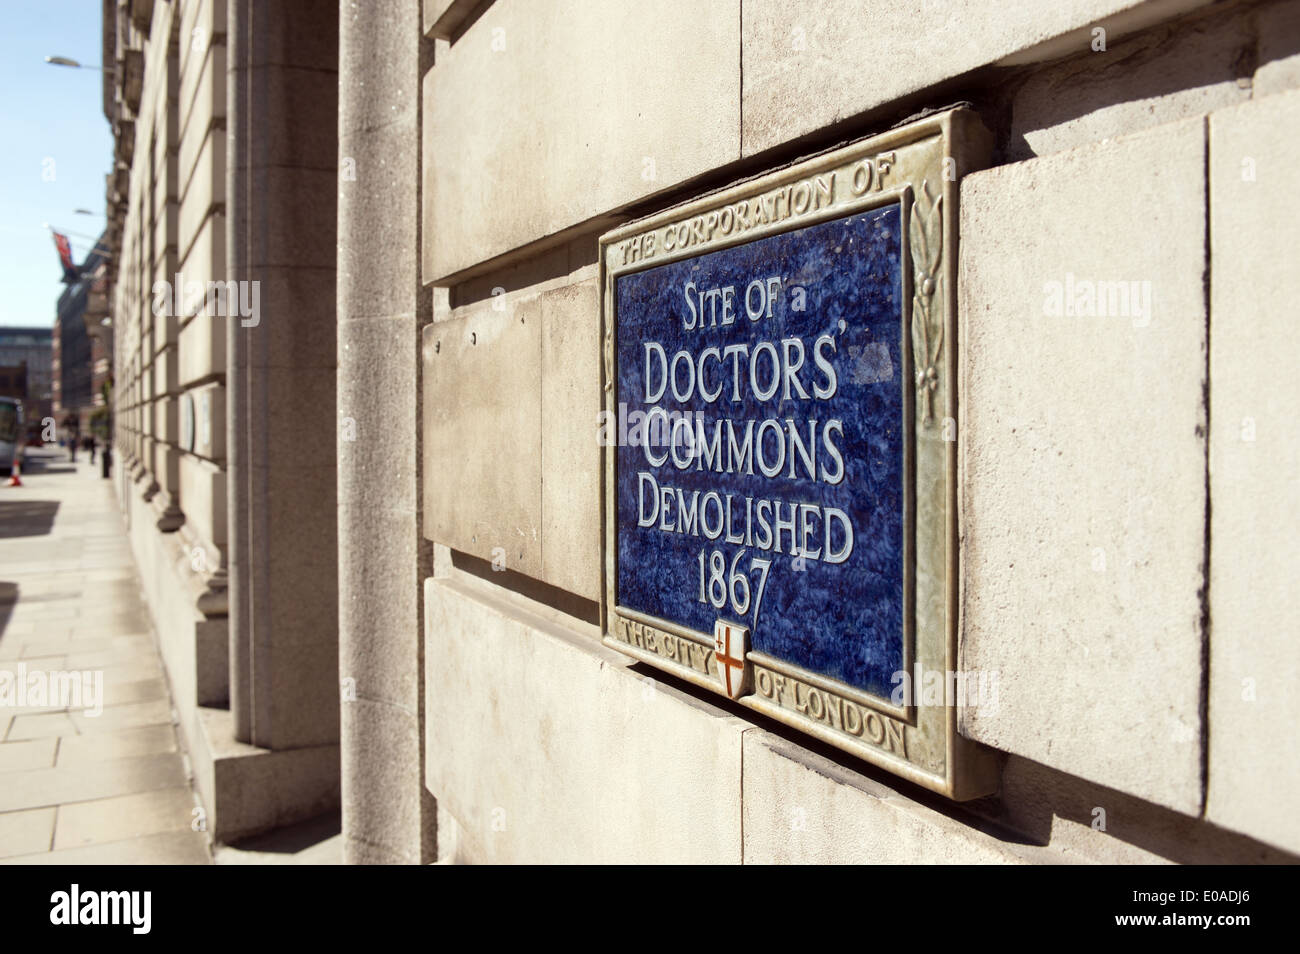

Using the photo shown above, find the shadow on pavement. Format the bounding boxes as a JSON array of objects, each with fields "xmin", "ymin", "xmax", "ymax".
[
  {"xmin": 223, "ymin": 812, "xmax": 342, "ymax": 856},
  {"xmin": 0, "ymin": 581, "xmax": 14, "ymax": 642},
  {"xmin": 0, "ymin": 500, "xmax": 59, "ymax": 538}
]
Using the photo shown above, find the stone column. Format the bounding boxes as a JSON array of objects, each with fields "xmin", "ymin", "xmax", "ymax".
[
  {"xmin": 336, "ymin": 0, "xmax": 437, "ymax": 864},
  {"xmin": 226, "ymin": 0, "xmax": 340, "ymax": 754},
  {"xmin": 227, "ymin": 0, "xmax": 253, "ymax": 742}
]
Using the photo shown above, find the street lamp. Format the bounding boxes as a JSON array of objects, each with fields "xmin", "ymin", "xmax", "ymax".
[{"xmin": 44, "ymin": 56, "xmax": 109, "ymax": 72}]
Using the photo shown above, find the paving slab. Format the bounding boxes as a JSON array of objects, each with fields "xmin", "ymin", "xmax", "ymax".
[
  {"xmin": 0, "ymin": 737, "xmax": 58, "ymax": 773},
  {"xmin": 0, "ymin": 830, "xmax": 212, "ymax": 865},
  {"xmin": 53, "ymin": 787, "xmax": 199, "ymax": 851},
  {"xmin": 0, "ymin": 753, "xmax": 189, "ymax": 813},
  {"xmin": 0, "ymin": 807, "xmax": 56, "ymax": 859},
  {"xmin": 56, "ymin": 725, "xmax": 178, "ymax": 766}
]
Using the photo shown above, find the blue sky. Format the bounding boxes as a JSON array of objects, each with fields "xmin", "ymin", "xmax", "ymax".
[{"xmin": 0, "ymin": 1, "xmax": 113, "ymax": 328}]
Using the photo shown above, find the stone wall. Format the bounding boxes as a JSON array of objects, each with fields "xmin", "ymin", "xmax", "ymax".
[
  {"xmin": 107, "ymin": 0, "xmax": 340, "ymax": 842},
  {"xmin": 112, "ymin": 0, "xmax": 232, "ymax": 769},
  {"xmin": 105, "ymin": 0, "xmax": 1300, "ymax": 863},
  {"xmin": 415, "ymin": 0, "xmax": 1300, "ymax": 863}
]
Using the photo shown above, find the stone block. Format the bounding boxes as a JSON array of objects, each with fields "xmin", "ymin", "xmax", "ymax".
[
  {"xmin": 244, "ymin": 65, "xmax": 337, "ymax": 170},
  {"xmin": 337, "ymin": 317, "xmax": 417, "ymax": 517},
  {"xmin": 152, "ymin": 197, "xmax": 178, "ymax": 280},
  {"xmin": 246, "ymin": 0, "xmax": 336, "ymax": 71},
  {"xmin": 250, "ymin": 266, "xmax": 338, "ymax": 369},
  {"xmin": 195, "ymin": 617, "xmax": 228, "ymax": 708},
  {"xmin": 422, "ymin": 0, "xmax": 740, "ymax": 280},
  {"xmin": 740, "ymin": 0, "xmax": 1213, "ymax": 156},
  {"xmin": 178, "ymin": 309, "xmax": 227, "ymax": 390},
  {"xmin": 179, "ymin": 0, "xmax": 228, "ymax": 89},
  {"xmin": 159, "ymin": 444, "xmax": 182, "ymax": 500},
  {"xmin": 154, "ymin": 394, "xmax": 178, "ymax": 445},
  {"xmin": 337, "ymin": 504, "xmax": 419, "ymax": 710},
  {"xmin": 424, "ymin": 270, "xmax": 602, "ymax": 598},
  {"xmin": 338, "ymin": 119, "xmax": 417, "ymax": 319},
  {"xmin": 149, "ymin": 68, "xmax": 176, "ymax": 165},
  {"xmin": 1008, "ymin": 9, "xmax": 1251, "ymax": 161},
  {"xmin": 340, "ymin": 0, "xmax": 418, "ymax": 137},
  {"xmin": 958, "ymin": 118, "xmax": 1207, "ymax": 814},
  {"xmin": 248, "ymin": 381, "xmax": 338, "ymax": 746},
  {"xmin": 179, "ymin": 454, "xmax": 227, "ymax": 549},
  {"xmin": 176, "ymin": 208, "xmax": 227, "ymax": 290},
  {"xmin": 152, "ymin": 122, "xmax": 177, "ymax": 194},
  {"xmin": 189, "ymin": 706, "xmax": 339, "ymax": 842},
  {"xmin": 258, "ymin": 459, "xmax": 337, "ymax": 587},
  {"xmin": 742, "ymin": 731, "xmax": 1028, "ymax": 863},
  {"xmin": 143, "ymin": 437, "xmax": 158, "ymax": 476},
  {"xmin": 423, "ymin": 300, "xmax": 543, "ymax": 578},
  {"xmin": 178, "ymin": 125, "xmax": 225, "ymax": 249},
  {"xmin": 263, "ymin": 365, "xmax": 336, "ymax": 472},
  {"xmin": 539, "ymin": 279, "xmax": 600, "ymax": 603},
  {"xmin": 425, "ymin": 576, "xmax": 747, "ymax": 864},
  {"xmin": 265, "ymin": 623, "xmax": 340, "ymax": 750},
  {"xmin": 246, "ymin": 167, "xmax": 336, "ymax": 269},
  {"xmin": 179, "ymin": 35, "xmax": 227, "ymax": 152},
  {"xmin": 151, "ymin": 302, "xmax": 179, "ymax": 356},
  {"xmin": 341, "ymin": 695, "xmax": 422, "ymax": 862},
  {"xmin": 1205, "ymin": 89, "xmax": 1300, "ymax": 854}
]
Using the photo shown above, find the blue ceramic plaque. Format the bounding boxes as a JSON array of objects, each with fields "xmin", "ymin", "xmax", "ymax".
[
  {"xmin": 601, "ymin": 113, "xmax": 999, "ymax": 799},
  {"xmin": 614, "ymin": 205, "xmax": 904, "ymax": 698}
]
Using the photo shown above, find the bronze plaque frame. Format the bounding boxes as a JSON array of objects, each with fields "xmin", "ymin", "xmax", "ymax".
[{"xmin": 599, "ymin": 109, "xmax": 998, "ymax": 800}]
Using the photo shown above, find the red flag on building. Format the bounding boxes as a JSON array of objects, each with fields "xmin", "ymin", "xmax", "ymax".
[{"xmin": 52, "ymin": 231, "xmax": 78, "ymax": 283}]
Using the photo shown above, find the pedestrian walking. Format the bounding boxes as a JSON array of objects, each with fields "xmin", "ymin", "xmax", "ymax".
[{"xmin": 63, "ymin": 417, "xmax": 79, "ymax": 463}]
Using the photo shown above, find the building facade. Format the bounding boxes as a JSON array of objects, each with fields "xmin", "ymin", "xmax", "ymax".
[
  {"xmin": 104, "ymin": 0, "xmax": 1300, "ymax": 863},
  {"xmin": 52, "ymin": 238, "xmax": 108, "ymax": 435},
  {"xmin": 0, "ymin": 327, "xmax": 54, "ymax": 430},
  {"xmin": 104, "ymin": 0, "xmax": 340, "ymax": 841},
  {"xmin": 0, "ymin": 366, "xmax": 27, "ymax": 403},
  {"xmin": 85, "ymin": 259, "xmax": 114, "ymax": 439}
]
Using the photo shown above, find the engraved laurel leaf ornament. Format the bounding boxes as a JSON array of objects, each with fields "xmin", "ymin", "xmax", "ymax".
[
  {"xmin": 603, "ymin": 326, "xmax": 613, "ymax": 392},
  {"xmin": 909, "ymin": 179, "xmax": 943, "ymax": 425}
]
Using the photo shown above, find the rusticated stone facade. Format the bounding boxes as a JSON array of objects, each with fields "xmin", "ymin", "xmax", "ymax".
[{"xmin": 102, "ymin": 0, "xmax": 1300, "ymax": 863}]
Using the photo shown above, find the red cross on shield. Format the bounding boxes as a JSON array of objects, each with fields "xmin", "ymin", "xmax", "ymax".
[{"xmin": 713, "ymin": 620, "xmax": 750, "ymax": 700}]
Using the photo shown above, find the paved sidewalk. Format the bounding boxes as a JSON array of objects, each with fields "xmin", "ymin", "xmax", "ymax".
[{"xmin": 0, "ymin": 446, "xmax": 211, "ymax": 864}]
